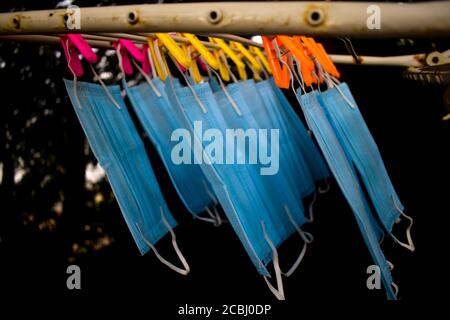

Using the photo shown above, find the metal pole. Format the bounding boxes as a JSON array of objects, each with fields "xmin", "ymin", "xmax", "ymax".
[
  {"xmin": 0, "ymin": 34, "xmax": 428, "ymax": 67},
  {"xmin": 329, "ymin": 54, "xmax": 425, "ymax": 67},
  {"xmin": 0, "ymin": 2, "xmax": 449, "ymax": 37}
]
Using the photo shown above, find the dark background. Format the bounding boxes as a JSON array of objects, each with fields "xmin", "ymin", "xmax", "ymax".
[{"xmin": 0, "ymin": 0, "xmax": 449, "ymax": 312}]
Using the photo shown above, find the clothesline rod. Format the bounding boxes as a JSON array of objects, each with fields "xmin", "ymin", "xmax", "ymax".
[
  {"xmin": 328, "ymin": 54, "xmax": 425, "ymax": 67},
  {"xmin": 0, "ymin": 34, "xmax": 427, "ymax": 67},
  {"xmin": 0, "ymin": 2, "xmax": 449, "ymax": 37}
]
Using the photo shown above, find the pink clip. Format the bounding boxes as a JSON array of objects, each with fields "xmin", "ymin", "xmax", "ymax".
[
  {"xmin": 60, "ymin": 34, "xmax": 98, "ymax": 77},
  {"xmin": 196, "ymin": 57, "xmax": 208, "ymax": 73},
  {"xmin": 141, "ymin": 44, "xmax": 152, "ymax": 75},
  {"xmin": 113, "ymin": 39, "xmax": 144, "ymax": 75}
]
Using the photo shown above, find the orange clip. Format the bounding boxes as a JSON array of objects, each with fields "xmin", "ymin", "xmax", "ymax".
[
  {"xmin": 262, "ymin": 36, "xmax": 290, "ymax": 89},
  {"xmin": 300, "ymin": 37, "xmax": 340, "ymax": 79},
  {"xmin": 277, "ymin": 35, "xmax": 316, "ymax": 86}
]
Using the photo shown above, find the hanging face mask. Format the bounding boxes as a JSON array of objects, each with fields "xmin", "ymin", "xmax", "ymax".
[
  {"xmin": 264, "ymin": 78, "xmax": 330, "ymax": 183},
  {"xmin": 296, "ymin": 89, "xmax": 397, "ymax": 300},
  {"xmin": 232, "ymin": 79, "xmax": 315, "ymax": 199},
  {"xmin": 123, "ymin": 78, "xmax": 219, "ymax": 220},
  {"xmin": 215, "ymin": 82, "xmax": 313, "ymax": 277},
  {"xmin": 163, "ymin": 78, "xmax": 305, "ymax": 299},
  {"xmin": 64, "ymin": 79, "xmax": 190, "ymax": 276},
  {"xmin": 215, "ymin": 82, "xmax": 310, "ymax": 237},
  {"xmin": 317, "ymin": 82, "xmax": 414, "ymax": 251}
]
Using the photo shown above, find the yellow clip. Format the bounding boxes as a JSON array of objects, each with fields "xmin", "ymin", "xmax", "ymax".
[
  {"xmin": 186, "ymin": 46, "xmax": 203, "ymax": 84},
  {"xmin": 182, "ymin": 33, "xmax": 220, "ymax": 70},
  {"xmin": 250, "ymin": 46, "xmax": 272, "ymax": 75},
  {"xmin": 231, "ymin": 41, "xmax": 261, "ymax": 73},
  {"xmin": 210, "ymin": 37, "xmax": 247, "ymax": 80},
  {"xmin": 213, "ymin": 49, "xmax": 230, "ymax": 82},
  {"xmin": 155, "ymin": 33, "xmax": 192, "ymax": 69}
]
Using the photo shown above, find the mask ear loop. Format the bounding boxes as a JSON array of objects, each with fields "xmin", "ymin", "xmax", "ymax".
[
  {"xmin": 153, "ymin": 39, "xmax": 169, "ymax": 80},
  {"xmin": 261, "ymin": 220, "xmax": 286, "ymax": 300},
  {"xmin": 281, "ymin": 205, "xmax": 314, "ymax": 277},
  {"xmin": 318, "ymin": 179, "xmax": 330, "ymax": 194},
  {"xmin": 219, "ymin": 50, "xmax": 238, "ymax": 84},
  {"xmin": 89, "ymin": 51, "xmax": 121, "ymax": 110},
  {"xmin": 66, "ymin": 38, "xmax": 83, "ymax": 110},
  {"xmin": 197, "ymin": 206, "xmax": 220, "ymax": 225},
  {"xmin": 273, "ymin": 40, "xmax": 304, "ymax": 98},
  {"xmin": 130, "ymin": 59, "xmax": 161, "ymax": 97},
  {"xmin": 255, "ymin": 56, "xmax": 269, "ymax": 80},
  {"xmin": 307, "ymin": 191, "xmax": 317, "ymax": 223},
  {"xmin": 146, "ymin": 45, "xmax": 157, "ymax": 80},
  {"xmin": 136, "ymin": 207, "xmax": 190, "ymax": 276},
  {"xmin": 390, "ymin": 196, "xmax": 415, "ymax": 252},
  {"xmin": 209, "ymin": 66, "xmax": 242, "ymax": 116},
  {"xmin": 390, "ymin": 282, "xmax": 399, "ymax": 299},
  {"xmin": 167, "ymin": 52, "xmax": 207, "ymax": 113}
]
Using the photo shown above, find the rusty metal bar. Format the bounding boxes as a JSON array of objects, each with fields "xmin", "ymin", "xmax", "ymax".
[
  {"xmin": 0, "ymin": 34, "xmax": 429, "ymax": 67},
  {"xmin": 0, "ymin": 2, "xmax": 449, "ymax": 37},
  {"xmin": 329, "ymin": 54, "xmax": 425, "ymax": 67}
]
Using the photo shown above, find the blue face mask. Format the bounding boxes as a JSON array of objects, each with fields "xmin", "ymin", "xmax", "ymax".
[
  {"xmin": 233, "ymin": 80, "xmax": 315, "ymax": 199},
  {"xmin": 164, "ymin": 79, "xmax": 304, "ymax": 299},
  {"xmin": 317, "ymin": 82, "xmax": 414, "ymax": 251},
  {"xmin": 123, "ymin": 78, "xmax": 218, "ymax": 220},
  {"xmin": 296, "ymin": 89, "xmax": 397, "ymax": 300},
  {"xmin": 265, "ymin": 78, "xmax": 330, "ymax": 182},
  {"xmin": 64, "ymin": 79, "xmax": 190, "ymax": 276},
  {"xmin": 219, "ymin": 81, "xmax": 313, "ymax": 277}
]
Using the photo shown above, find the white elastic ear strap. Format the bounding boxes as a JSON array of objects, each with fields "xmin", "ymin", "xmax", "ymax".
[
  {"xmin": 307, "ymin": 191, "xmax": 317, "ymax": 223},
  {"xmin": 167, "ymin": 52, "xmax": 207, "ymax": 113},
  {"xmin": 136, "ymin": 206, "xmax": 190, "ymax": 276},
  {"xmin": 281, "ymin": 205, "xmax": 313, "ymax": 277},
  {"xmin": 261, "ymin": 220, "xmax": 285, "ymax": 300},
  {"xmin": 66, "ymin": 39, "xmax": 83, "ymax": 110},
  {"xmin": 153, "ymin": 39, "xmax": 168, "ymax": 79},
  {"xmin": 318, "ymin": 179, "xmax": 330, "ymax": 194},
  {"xmin": 197, "ymin": 206, "xmax": 219, "ymax": 225},
  {"xmin": 89, "ymin": 64, "xmax": 121, "ymax": 110},
  {"xmin": 209, "ymin": 67, "xmax": 242, "ymax": 116},
  {"xmin": 146, "ymin": 46, "xmax": 157, "ymax": 80},
  {"xmin": 255, "ymin": 56, "xmax": 269, "ymax": 80},
  {"xmin": 130, "ymin": 59, "xmax": 161, "ymax": 97},
  {"xmin": 219, "ymin": 50, "xmax": 238, "ymax": 84},
  {"xmin": 391, "ymin": 196, "xmax": 415, "ymax": 252}
]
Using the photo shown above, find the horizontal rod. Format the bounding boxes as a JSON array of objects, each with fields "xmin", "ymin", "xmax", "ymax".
[
  {"xmin": 328, "ymin": 54, "xmax": 425, "ymax": 67},
  {"xmin": 0, "ymin": 2, "xmax": 449, "ymax": 37},
  {"xmin": 0, "ymin": 34, "xmax": 426, "ymax": 67}
]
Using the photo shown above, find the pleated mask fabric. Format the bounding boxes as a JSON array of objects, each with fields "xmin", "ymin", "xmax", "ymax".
[
  {"xmin": 64, "ymin": 79, "xmax": 177, "ymax": 255},
  {"xmin": 265, "ymin": 78, "xmax": 330, "ymax": 182},
  {"xmin": 296, "ymin": 89, "xmax": 397, "ymax": 300},
  {"xmin": 164, "ymin": 80, "xmax": 282, "ymax": 276},
  {"xmin": 317, "ymin": 82, "xmax": 403, "ymax": 233},
  {"xmin": 123, "ymin": 78, "xmax": 216, "ymax": 215}
]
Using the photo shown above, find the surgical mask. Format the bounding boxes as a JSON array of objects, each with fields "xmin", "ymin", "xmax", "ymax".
[
  {"xmin": 318, "ymin": 82, "xmax": 414, "ymax": 251},
  {"xmin": 234, "ymin": 80, "xmax": 315, "ymax": 199},
  {"xmin": 164, "ymin": 79, "xmax": 304, "ymax": 299},
  {"xmin": 123, "ymin": 78, "xmax": 219, "ymax": 221},
  {"xmin": 296, "ymin": 88, "xmax": 397, "ymax": 300},
  {"xmin": 265, "ymin": 78, "xmax": 330, "ymax": 182},
  {"xmin": 64, "ymin": 79, "xmax": 190, "ymax": 275},
  {"xmin": 219, "ymin": 81, "xmax": 313, "ymax": 277}
]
